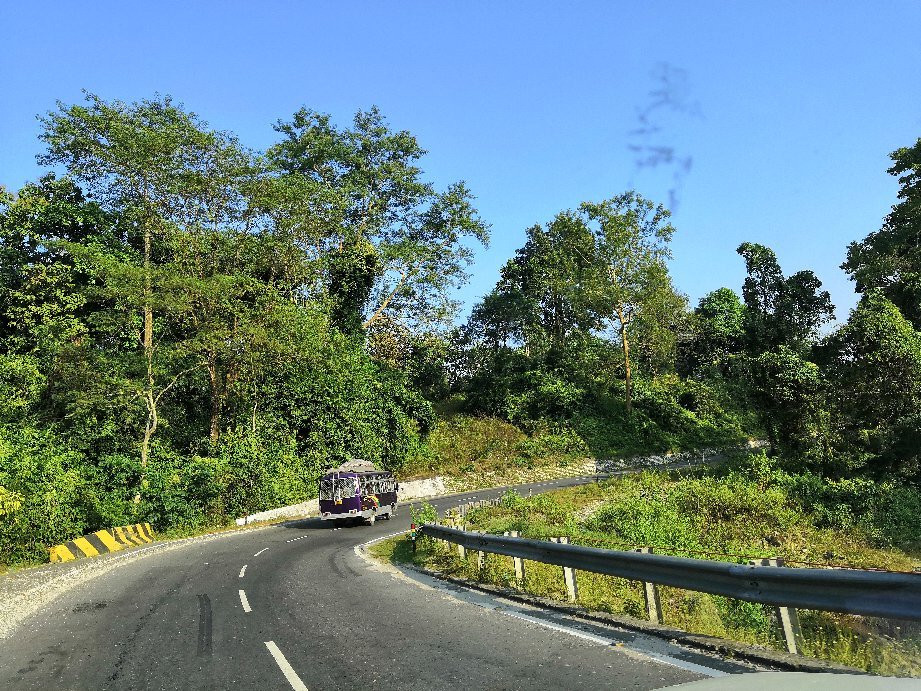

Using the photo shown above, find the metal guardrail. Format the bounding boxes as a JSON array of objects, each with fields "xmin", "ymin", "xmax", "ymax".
[{"xmin": 419, "ymin": 525, "xmax": 921, "ymax": 621}]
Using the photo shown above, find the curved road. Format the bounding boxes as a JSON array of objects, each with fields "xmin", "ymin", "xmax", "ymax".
[{"xmin": 1, "ymin": 477, "xmax": 758, "ymax": 690}]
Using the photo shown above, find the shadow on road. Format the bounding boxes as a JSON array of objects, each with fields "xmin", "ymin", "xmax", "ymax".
[{"xmin": 277, "ymin": 516, "xmax": 393, "ymax": 531}]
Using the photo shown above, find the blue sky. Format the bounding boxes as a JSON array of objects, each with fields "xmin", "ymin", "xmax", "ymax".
[{"xmin": 2, "ymin": 1, "xmax": 920, "ymax": 324}]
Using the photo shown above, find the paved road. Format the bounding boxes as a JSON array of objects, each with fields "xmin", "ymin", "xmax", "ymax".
[{"xmin": 0, "ymin": 476, "xmax": 757, "ymax": 690}]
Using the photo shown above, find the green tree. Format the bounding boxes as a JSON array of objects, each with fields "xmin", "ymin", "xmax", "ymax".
[
  {"xmin": 0, "ymin": 175, "xmax": 142, "ymax": 456},
  {"xmin": 39, "ymin": 92, "xmax": 252, "ymax": 467},
  {"xmin": 843, "ymin": 137, "xmax": 921, "ymax": 329},
  {"xmin": 742, "ymin": 346, "xmax": 828, "ymax": 458},
  {"xmin": 0, "ymin": 174, "xmax": 115, "ymax": 354},
  {"xmin": 267, "ymin": 107, "xmax": 490, "ymax": 333},
  {"xmin": 584, "ymin": 192, "xmax": 677, "ymax": 413},
  {"xmin": 459, "ymin": 192, "xmax": 681, "ymax": 418},
  {"xmin": 821, "ymin": 293, "xmax": 921, "ymax": 478},
  {"xmin": 626, "ymin": 265, "xmax": 689, "ymax": 376},
  {"xmin": 737, "ymin": 242, "xmax": 834, "ymax": 353},
  {"xmin": 680, "ymin": 288, "xmax": 745, "ymax": 375},
  {"xmin": 487, "ymin": 211, "xmax": 600, "ymax": 358}
]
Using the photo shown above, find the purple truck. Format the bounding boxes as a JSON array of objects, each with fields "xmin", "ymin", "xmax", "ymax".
[{"xmin": 318, "ymin": 460, "xmax": 398, "ymax": 526}]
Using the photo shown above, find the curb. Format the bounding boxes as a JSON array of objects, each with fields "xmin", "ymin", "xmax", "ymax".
[
  {"xmin": 405, "ymin": 562, "xmax": 863, "ymax": 676},
  {"xmin": 48, "ymin": 523, "xmax": 155, "ymax": 562}
]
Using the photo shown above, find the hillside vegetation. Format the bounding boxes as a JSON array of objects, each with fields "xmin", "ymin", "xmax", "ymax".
[{"xmin": 2, "ymin": 92, "xmax": 921, "ymax": 578}]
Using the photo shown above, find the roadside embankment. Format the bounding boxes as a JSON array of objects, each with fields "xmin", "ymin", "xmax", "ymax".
[{"xmin": 233, "ymin": 441, "xmax": 764, "ymax": 526}]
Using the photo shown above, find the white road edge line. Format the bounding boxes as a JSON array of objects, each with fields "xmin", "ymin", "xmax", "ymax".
[
  {"xmin": 640, "ymin": 651, "xmax": 730, "ymax": 678},
  {"xmin": 265, "ymin": 640, "xmax": 309, "ymax": 691},
  {"xmin": 239, "ymin": 589, "xmax": 252, "ymax": 613},
  {"xmin": 239, "ymin": 565, "xmax": 247, "ymax": 578},
  {"xmin": 501, "ymin": 610, "xmax": 612, "ymax": 645},
  {"xmin": 254, "ymin": 547, "xmax": 268, "ymax": 557},
  {"xmin": 501, "ymin": 611, "xmax": 727, "ymax": 678},
  {"xmin": 354, "ymin": 530, "xmax": 407, "ymax": 553}
]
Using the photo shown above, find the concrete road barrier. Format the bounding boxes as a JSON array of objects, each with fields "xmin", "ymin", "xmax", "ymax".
[{"xmin": 48, "ymin": 523, "xmax": 155, "ymax": 562}]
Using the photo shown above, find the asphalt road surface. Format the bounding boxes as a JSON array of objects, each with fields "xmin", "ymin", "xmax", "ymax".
[{"xmin": 0, "ymin": 476, "xmax": 759, "ymax": 690}]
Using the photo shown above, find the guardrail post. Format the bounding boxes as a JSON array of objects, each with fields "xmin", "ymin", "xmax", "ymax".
[
  {"xmin": 552, "ymin": 538, "xmax": 579, "ymax": 602},
  {"xmin": 457, "ymin": 524, "xmax": 467, "ymax": 559},
  {"xmin": 634, "ymin": 548, "xmax": 663, "ymax": 624},
  {"xmin": 476, "ymin": 532, "xmax": 486, "ymax": 572},
  {"xmin": 504, "ymin": 531, "xmax": 525, "ymax": 583},
  {"xmin": 749, "ymin": 557, "xmax": 804, "ymax": 654},
  {"xmin": 442, "ymin": 515, "xmax": 456, "ymax": 552}
]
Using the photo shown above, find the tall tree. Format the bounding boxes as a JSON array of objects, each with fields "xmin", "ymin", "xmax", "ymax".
[
  {"xmin": 625, "ymin": 265, "xmax": 688, "ymax": 376},
  {"xmin": 0, "ymin": 174, "xmax": 115, "ymax": 354},
  {"xmin": 460, "ymin": 192, "xmax": 681, "ymax": 415},
  {"xmin": 266, "ymin": 107, "xmax": 490, "ymax": 333},
  {"xmin": 742, "ymin": 346, "xmax": 828, "ymax": 458},
  {"xmin": 584, "ymin": 192, "xmax": 676, "ymax": 413},
  {"xmin": 478, "ymin": 212, "xmax": 599, "ymax": 358},
  {"xmin": 39, "ymin": 93, "xmax": 252, "ymax": 464},
  {"xmin": 843, "ymin": 137, "xmax": 921, "ymax": 329}
]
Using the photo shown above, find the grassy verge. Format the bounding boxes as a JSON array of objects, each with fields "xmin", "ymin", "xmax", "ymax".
[
  {"xmin": 397, "ymin": 413, "xmax": 752, "ymax": 494},
  {"xmin": 375, "ymin": 454, "xmax": 921, "ymax": 676}
]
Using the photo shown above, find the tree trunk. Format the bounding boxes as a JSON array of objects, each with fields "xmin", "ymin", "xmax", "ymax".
[
  {"xmin": 363, "ymin": 270, "xmax": 405, "ymax": 329},
  {"xmin": 141, "ymin": 219, "xmax": 155, "ymax": 471},
  {"xmin": 617, "ymin": 307, "xmax": 633, "ymax": 415},
  {"xmin": 141, "ymin": 390, "xmax": 156, "ymax": 467},
  {"xmin": 208, "ymin": 354, "xmax": 222, "ymax": 446}
]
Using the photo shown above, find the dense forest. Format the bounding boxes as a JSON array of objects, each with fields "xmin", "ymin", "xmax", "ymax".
[{"xmin": 2, "ymin": 93, "xmax": 920, "ymax": 565}]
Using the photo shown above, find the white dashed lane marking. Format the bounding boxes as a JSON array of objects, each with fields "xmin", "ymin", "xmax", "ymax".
[
  {"xmin": 239, "ymin": 565, "xmax": 247, "ymax": 578},
  {"xmin": 239, "ymin": 589, "xmax": 252, "ymax": 613},
  {"xmin": 285, "ymin": 535, "xmax": 309, "ymax": 543},
  {"xmin": 265, "ymin": 641, "xmax": 309, "ymax": 690},
  {"xmin": 254, "ymin": 548, "xmax": 268, "ymax": 557}
]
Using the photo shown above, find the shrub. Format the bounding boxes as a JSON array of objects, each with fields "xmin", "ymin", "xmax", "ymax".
[
  {"xmin": 0, "ymin": 424, "xmax": 94, "ymax": 564},
  {"xmin": 410, "ymin": 501, "xmax": 438, "ymax": 526}
]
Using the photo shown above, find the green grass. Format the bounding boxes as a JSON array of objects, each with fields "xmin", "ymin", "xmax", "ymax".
[
  {"xmin": 376, "ymin": 456, "xmax": 921, "ymax": 676},
  {"xmin": 397, "ymin": 412, "xmax": 749, "ymax": 486},
  {"xmin": 399, "ymin": 415, "xmax": 528, "ymax": 480}
]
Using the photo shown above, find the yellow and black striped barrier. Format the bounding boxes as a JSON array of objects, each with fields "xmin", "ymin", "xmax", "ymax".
[{"xmin": 48, "ymin": 523, "xmax": 155, "ymax": 563}]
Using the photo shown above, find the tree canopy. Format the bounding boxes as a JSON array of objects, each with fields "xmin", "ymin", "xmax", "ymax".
[
  {"xmin": 843, "ymin": 137, "xmax": 921, "ymax": 329},
  {"xmin": 266, "ymin": 106, "xmax": 490, "ymax": 333}
]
